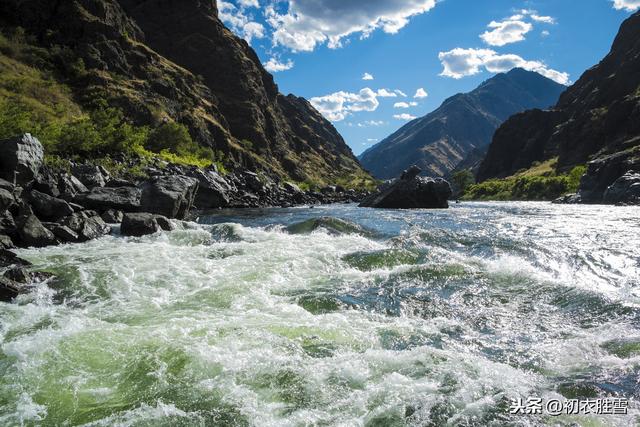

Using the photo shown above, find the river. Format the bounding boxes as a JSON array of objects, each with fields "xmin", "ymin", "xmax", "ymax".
[{"xmin": 1, "ymin": 202, "xmax": 639, "ymax": 426}]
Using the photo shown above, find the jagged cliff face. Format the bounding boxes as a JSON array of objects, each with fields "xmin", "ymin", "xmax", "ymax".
[
  {"xmin": 0, "ymin": 0, "xmax": 369, "ymax": 185},
  {"xmin": 478, "ymin": 11, "xmax": 640, "ymax": 182},
  {"xmin": 359, "ymin": 68, "xmax": 565, "ymax": 180}
]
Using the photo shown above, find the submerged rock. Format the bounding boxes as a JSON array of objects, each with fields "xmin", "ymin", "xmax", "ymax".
[
  {"xmin": 121, "ymin": 213, "xmax": 162, "ymax": 237},
  {"xmin": 0, "ymin": 134, "xmax": 44, "ymax": 186},
  {"xmin": 360, "ymin": 166, "xmax": 452, "ymax": 209},
  {"xmin": 0, "ymin": 276, "xmax": 23, "ymax": 302},
  {"xmin": 286, "ymin": 217, "xmax": 374, "ymax": 237}
]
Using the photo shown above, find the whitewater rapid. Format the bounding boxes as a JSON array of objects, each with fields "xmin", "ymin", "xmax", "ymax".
[{"xmin": 0, "ymin": 202, "xmax": 638, "ymax": 426}]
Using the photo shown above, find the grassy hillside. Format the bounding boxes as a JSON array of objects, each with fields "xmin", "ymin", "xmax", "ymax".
[{"xmin": 461, "ymin": 158, "xmax": 586, "ymax": 201}]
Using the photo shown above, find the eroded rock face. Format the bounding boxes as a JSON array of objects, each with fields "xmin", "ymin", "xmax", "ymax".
[
  {"xmin": 28, "ymin": 190, "xmax": 75, "ymax": 220},
  {"xmin": 360, "ymin": 166, "xmax": 452, "ymax": 209},
  {"xmin": 0, "ymin": 134, "xmax": 44, "ymax": 186}
]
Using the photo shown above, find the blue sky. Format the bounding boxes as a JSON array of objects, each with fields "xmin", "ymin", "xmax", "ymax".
[{"xmin": 219, "ymin": 0, "xmax": 640, "ymax": 155}]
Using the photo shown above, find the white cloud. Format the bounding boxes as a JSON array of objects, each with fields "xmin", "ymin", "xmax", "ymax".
[
  {"xmin": 438, "ymin": 47, "xmax": 569, "ymax": 84},
  {"xmin": 266, "ymin": 0, "xmax": 437, "ymax": 52},
  {"xmin": 395, "ymin": 89, "xmax": 408, "ymax": 97},
  {"xmin": 263, "ymin": 57, "xmax": 294, "ymax": 72},
  {"xmin": 394, "ymin": 101, "xmax": 418, "ymax": 108},
  {"xmin": 541, "ymin": 30, "xmax": 550, "ymax": 37},
  {"xmin": 310, "ymin": 88, "xmax": 380, "ymax": 121},
  {"xmin": 362, "ymin": 72, "xmax": 374, "ymax": 80},
  {"xmin": 377, "ymin": 88, "xmax": 397, "ymax": 97},
  {"xmin": 531, "ymin": 14, "xmax": 555, "ymax": 24},
  {"xmin": 394, "ymin": 113, "xmax": 417, "ymax": 120},
  {"xmin": 367, "ymin": 138, "xmax": 379, "ymax": 142},
  {"xmin": 612, "ymin": 0, "xmax": 640, "ymax": 11},
  {"xmin": 480, "ymin": 18, "xmax": 532, "ymax": 46},
  {"xmin": 238, "ymin": 0, "xmax": 260, "ymax": 7},
  {"xmin": 414, "ymin": 88, "xmax": 428, "ymax": 98},
  {"xmin": 362, "ymin": 120, "xmax": 386, "ymax": 126},
  {"xmin": 219, "ymin": 1, "xmax": 265, "ymax": 43}
]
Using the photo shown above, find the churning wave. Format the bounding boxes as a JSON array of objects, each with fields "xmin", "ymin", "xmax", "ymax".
[{"xmin": 0, "ymin": 202, "xmax": 638, "ymax": 426}]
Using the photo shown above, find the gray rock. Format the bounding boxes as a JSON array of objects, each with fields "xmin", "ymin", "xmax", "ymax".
[
  {"xmin": 78, "ymin": 216, "xmax": 111, "ymax": 242},
  {"xmin": 154, "ymin": 215, "xmax": 174, "ymax": 231},
  {"xmin": 188, "ymin": 169, "xmax": 231, "ymax": 209},
  {"xmin": 0, "ymin": 249, "xmax": 31, "ymax": 268},
  {"xmin": 101, "ymin": 209, "xmax": 124, "ymax": 223},
  {"xmin": 74, "ymin": 186, "xmax": 142, "ymax": 212},
  {"xmin": 0, "ymin": 178, "xmax": 14, "ymax": 191},
  {"xmin": 3, "ymin": 267, "xmax": 30, "ymax": 284},
  {"xmin": 59, "ymin": 174, "xmax": 89, "ymax": 199},
  {"xmin": 71, "ymin": 165, "xmax": 108, "ymax": 189},
  {"xmin": 140, "ymin": 175, "xmax": 198, "ymax": 219},
  {"xmin": 17, "ymin": 214, "xmax": 57, "ymax": 247},
  {"xmin": 283, "ymin": 182, "xmax": 303, "ymax": 194},
  {"xmin": 52, "ymin": 225, "xmax": 79, "ymax": 243},
  {"xmin": 105, "ymin": 178, "xmax": 136, "ymax": 187},
  {"xmin": 0, "ymin": 276, "xmax": 23, "ymax": 302},
  {"xmin": 360, "ymin": 166, "xmax": 452, "ymax": 209},
  {"xmin": 0, "ymin": 134, "xmax": 44, "ymax": 185},
  {"xmin": 29, "ymin": 190, "xmax": 75, "ymax": 220},
  {"xmin": 0, "ymin": 188, "xmax": 14, "ymax": 211},
  {"xmin": 32, "ymin": 168, "xmax": 61, "ymax": 197},
  {"xmin": 603, "ymin": 171, "xmax": 640, "ymax": 205},
  {"xmin": 121, "ymin": 213, "xmax": 161, "ymax": 237},
  {"xmin": 0, "ymin": 234, "xmax": 14, "ymax": 249}
]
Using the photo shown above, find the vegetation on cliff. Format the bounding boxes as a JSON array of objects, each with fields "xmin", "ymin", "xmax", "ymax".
[{"xmin": 0, "ymin": 0, "xmax": 373, "ymax": 189}]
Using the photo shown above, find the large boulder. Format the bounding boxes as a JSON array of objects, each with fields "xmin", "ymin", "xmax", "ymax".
[
  {"xmin": 28, "ymin": 190, "xmax": 74, "ymax": 220},
  {"xmin": 603, "ymin": 171, "xmax": 640, "ymax": 205},
  {"xmin": 78, "ymin": 216, "xmax": 111, "ymax": 241},
  {"xmin": 140, "ymin": 175, "xmax": 198, "ymax": 219},
  {"xmin": 188, "ymin": 169, "xmax": 231, "ymax": 209},
  {"xmin": 17, "ymin": 214, "xmax": 57, "ymax": 247},
  {"xmin": 121, "ymin": 213, "xmax": 161, "ymax": 236},
  {"xmin": 360, "ymin": 166, "xmax": 452, "ymax": 209},
  {"xmin": 74, "ymin": 187, "xmax": 142, "ymax": 212},
  {"xmin": 0, "ymin": 134, "xmax": 44, "ymax": 185}
]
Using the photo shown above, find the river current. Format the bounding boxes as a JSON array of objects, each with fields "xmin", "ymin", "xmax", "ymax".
[{"xmin": 1, "ymin": 202, "xmax": 639, "ymax": 426}]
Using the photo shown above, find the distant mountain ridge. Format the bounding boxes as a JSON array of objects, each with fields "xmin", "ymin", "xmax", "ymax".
[
  {"xmin": 478, "ymin": 11, "xmax": 640, "ymax": 188},
  {"xmin": 359, "ymin": 68, "xmax": 566, "ymax": 180}
]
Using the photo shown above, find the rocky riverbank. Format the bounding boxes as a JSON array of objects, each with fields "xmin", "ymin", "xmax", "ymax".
[{"xmin": 0, "ymin": 133, "xmax": 372, "ymax": 300}]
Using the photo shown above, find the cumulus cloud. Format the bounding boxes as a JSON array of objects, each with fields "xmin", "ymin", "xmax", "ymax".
[
  {"xmin": 414, "ymin": 88, "xmax": 428, "ymax": 98},
  {"xmin": 362, "ymin": 72, "xmax": 374, "ymax": 80},
  {"xmin": 263, "ymin": 57, "xmax": 294, "ymax": 72},
  {"xmin": 310, "ymin": 88, "xmax": 380, "ymax": 121},
  {"xmin": 266, "ymin": 0, "xmax": 437, "ymax": 52},
  {"xmin": 438, "ymin": 47, "xmax": 569, "ymax": 84},
  {"xmin": 394, "ymin": 101, "xmax": 418, "ymax": 108},
  {"xmin": 612, "ymin": 0, "xmax": 640, "ymax": 11},
  {"xmin": 480, "ymin": 18, "xmax": 532, "ymax": 46},
  {"xmin": 219, "ymin": 1, "xmax": 266, "ymax": 43},
  {"xmin": 394, "ymin": 113, "xmax": 417, "ymax": 120}
]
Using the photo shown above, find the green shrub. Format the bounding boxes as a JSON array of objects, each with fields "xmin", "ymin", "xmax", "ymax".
[{"xmin": 145, "ymin": 122, "xmax": 213, "ymax": 166}]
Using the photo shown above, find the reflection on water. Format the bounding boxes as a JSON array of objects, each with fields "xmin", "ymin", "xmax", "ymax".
[{"xmin": 1, "ymin": 202, "xmax": 639, "ymax": 426}]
